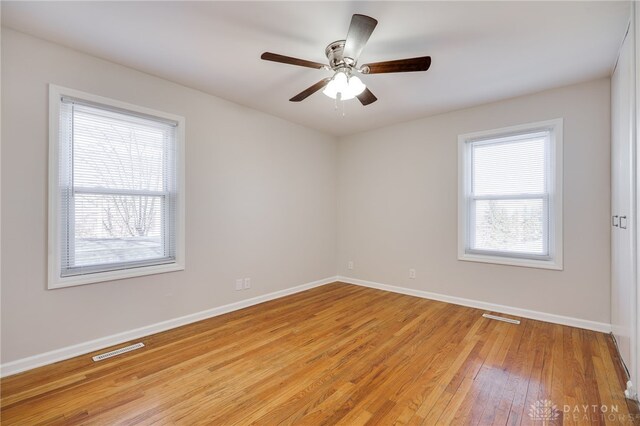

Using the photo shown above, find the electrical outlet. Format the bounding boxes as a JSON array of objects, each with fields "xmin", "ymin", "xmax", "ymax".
[
  {"xmin": 244, "ymin": 278, "xmax": 251, "ymax": 289},
  {"xmin": 348, "ymin": 261, "xmax": 354, "ymax": 270},
  {"xmin": 235, "ymin": 279, "xmax": 243, "ymax": 291},
  {"xmin": 409, "ymin": 268, "xmax": 416, "ymax": 279}
]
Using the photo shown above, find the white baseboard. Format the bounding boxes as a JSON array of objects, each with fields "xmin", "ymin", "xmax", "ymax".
[
  {"xmin": 0, "ymin": 276, "xmax": 338, "ymax": 378},
  {"xmin": 2, "ymin": 275, "xmax": 612, "ymax": 377},
  {"xmin": 338, "ymin": 276, "xmax": 612, "ymax": 333}
]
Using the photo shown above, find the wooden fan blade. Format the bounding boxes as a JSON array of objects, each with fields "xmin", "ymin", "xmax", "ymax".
[
  {"xmin": 343, "ymin": 14, "xmax": 378, "ymax": 64},
  {"xmin": 290, "ymin": 78, "xmax": 332, "ymax": 102},
  {"xmin": 362, "ymin": 56, "xmax": 431, "ymax": 74},
  {"xmin": 261, "ymin": 52, "xmax": 326, "ymax": 69},
  {"xmin": 356, "ymin": 88, "xmax": 377, "ymax": 106}
]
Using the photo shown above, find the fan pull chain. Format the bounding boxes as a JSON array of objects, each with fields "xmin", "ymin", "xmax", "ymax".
[{"xmin": 332, "ymin": 93, "xmax": 347, "ymax": 118}]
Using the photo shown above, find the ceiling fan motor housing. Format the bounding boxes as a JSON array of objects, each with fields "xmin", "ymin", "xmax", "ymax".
[
  {"xmin": 325, "ymin": 40, "xmax": 370, "ymax": 74},
  {"xmin": 326, "ymin": 40, "xmax": 350, "ymax": 70}
]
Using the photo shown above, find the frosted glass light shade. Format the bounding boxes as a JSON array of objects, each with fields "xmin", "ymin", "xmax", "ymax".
[
  {"xmin": 322, "ymin": 72, "xmax": 366, "ymax": 101},
  {"xmin": 333, "ymin": 72, "xmax": 348, "ymax": 92},
  {"xmin": 348, "ymin": 76, "xmax": 366, "ymax": 96}
]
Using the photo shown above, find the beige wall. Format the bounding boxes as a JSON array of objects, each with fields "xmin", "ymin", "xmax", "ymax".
[
  {"xmin": 1, "ymin": 28, "xmax": 613, "ymax": 365},
  {"xmin": 337, "ymin": 78, "xmax": 611, "ymax": 324},
  {"xmin": 0, "ymin": 29, "xmax": 338, "ymax": 363}
]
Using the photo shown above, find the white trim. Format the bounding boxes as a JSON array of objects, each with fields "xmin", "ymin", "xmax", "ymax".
[
  {"xmin": 457, "ymin": 252, "xmax": 562, "ymax": 270},
  {"xmin": 2, "ymin": 275, "xmax": 613, "ymax": 377},
  {"xmin": 52, "ymin": 263, "xmax": 185, "ymax": 289},
  {"xmin": 635, "ymin": 0, "xmax": 640, "ymax": 401},
  {"xmin": 0, "ymin": 276, "xmax": 338, "ymax": 377},
  {"xmin": 338, "ymin": 276, "xmax": 611, "ymax": 333},
  {"xmin": 51, "ymin": 85, "xmax": 185, "ymax": 124},
  {"xmin": 47, "ymin": 84, "xmax": 186, "ymax": 289},
  {"xmin": 457, "ymin": 118, "xmax": 564, "ymax": 270}
]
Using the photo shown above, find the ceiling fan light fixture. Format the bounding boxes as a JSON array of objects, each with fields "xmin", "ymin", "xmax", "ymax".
[
  {"xmin": 348, "ymin": 76, "xmax": 366, "ymax": 96},
  {"xmin": 322, "ymin": 71, "xmax": 365, "ymax": 101},
  {"xmin": 322, "ymin": 82, "xmax": 338, "ymax": 99},
  {"xmin": 262, "ymin": 13, "xmax": 432, "ymax": 106},
  {"xmin": 333, "ymin": 71, "xmax": 349, "ymax": 92}
]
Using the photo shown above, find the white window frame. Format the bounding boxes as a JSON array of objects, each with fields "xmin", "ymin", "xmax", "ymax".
[
  {"xmin": 457, "ymin": 119, "xmax": 563, "ymax": 270},
  {"xmin": 48, "ymin": 85, "xmax": 186, "ymax": 289}
]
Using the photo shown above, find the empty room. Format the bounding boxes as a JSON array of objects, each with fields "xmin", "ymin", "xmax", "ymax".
[{"xmin": 1, "ymin": 1, "xmax": 640, "ymax": 424}]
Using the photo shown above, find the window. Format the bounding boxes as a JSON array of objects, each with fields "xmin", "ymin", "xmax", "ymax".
[
  {"xmin": 49, "ymin": 85, "xmax": 185, "ymax": 288},
  {"xmin": 458, "ymin": 119, "xmax": 562, "ymax": 270}
]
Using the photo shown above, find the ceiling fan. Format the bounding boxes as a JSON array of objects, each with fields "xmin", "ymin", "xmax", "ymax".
[{"xmin": 260, "ymin": 14, "xmax": 431, "ymax": 106}]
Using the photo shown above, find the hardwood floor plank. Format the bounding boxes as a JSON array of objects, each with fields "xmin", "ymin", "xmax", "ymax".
[{"xmin": 1, "ymin": 283, "xmax": 636, "ymax": 425}]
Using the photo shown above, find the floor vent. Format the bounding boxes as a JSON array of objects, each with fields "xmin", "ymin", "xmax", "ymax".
[
  {"xmin": 482, "ymin": 313, "xmax": 520, "ymax": 325},
  {"xmin": 92, "ymin": 343, "xmax": 145, "ymax": 362}
]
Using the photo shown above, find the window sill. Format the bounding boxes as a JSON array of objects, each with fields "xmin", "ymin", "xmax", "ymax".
[
  {"xmin": 48, "ymin": 262, "xmax": 185, "ymax": 289},
  {"xmin": 458, "ymin": 252, "xmax": 563, "ymax": 271}
]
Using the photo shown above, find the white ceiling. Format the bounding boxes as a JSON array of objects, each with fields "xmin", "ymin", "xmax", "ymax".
[{"xmin": 1, "ymin": 1, "xmax": 630, "ymax": 136}]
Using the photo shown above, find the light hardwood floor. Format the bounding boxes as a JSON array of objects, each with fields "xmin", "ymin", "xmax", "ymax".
[{"xmin": 1, "ymin": 282, "xmax": 638, "ymax": 425}]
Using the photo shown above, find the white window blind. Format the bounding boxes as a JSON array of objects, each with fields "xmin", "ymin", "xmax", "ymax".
[
  {"xmin": 469, "ymin": 133, "xmax": 549, "ymax": 257},
  {"xmin": 58, "ymin": 97, "xmax": 179, "ymax": 277},
  {"xmin": 458, "ymin": 119, "xmax": 562, "ymax": 269}
]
